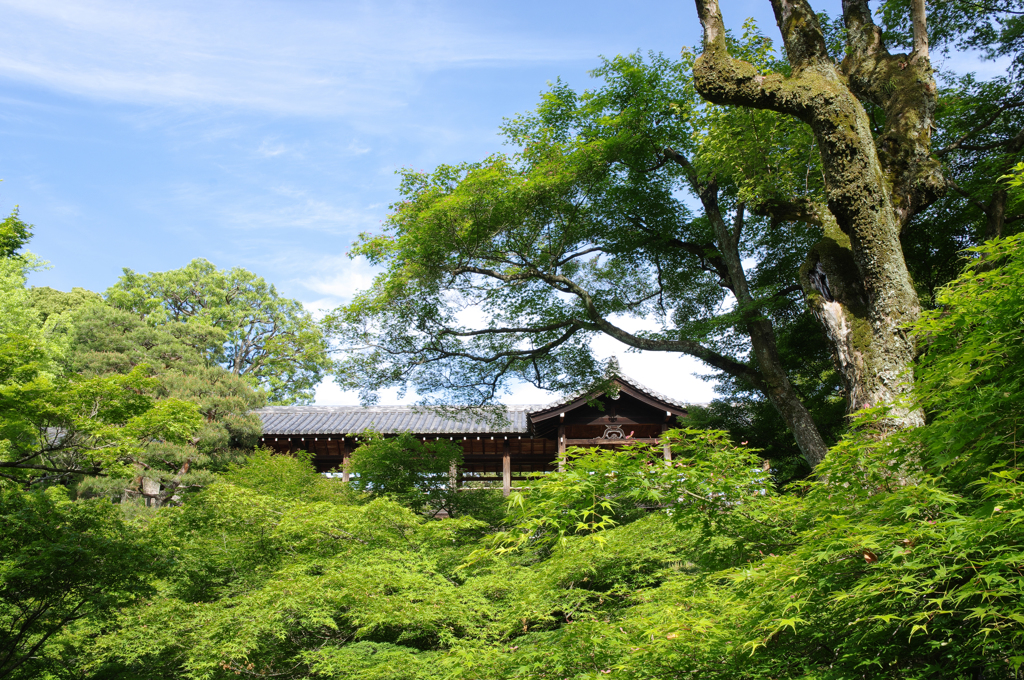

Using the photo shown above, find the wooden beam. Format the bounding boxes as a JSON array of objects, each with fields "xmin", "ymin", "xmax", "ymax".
[
  {"xmin": 342, "ymin": 438, "xmax": 350, "ymax": 483},
  {"xmin": 557, "ymin": 419, "xmax": 565, "ymax": 472},
  {"xmin": 564, "ymin": 438, "xmax": 661, "ymax": 445},
  {"xmin": 502, "ymin": 439, "xmax": 511, "ymax": 497},
  {"xmin": 529, "ymin": 380, "xmax": 688, "ymax": 423}
]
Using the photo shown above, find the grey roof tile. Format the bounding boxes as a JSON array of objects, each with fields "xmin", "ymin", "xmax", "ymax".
[
  {"xmin": 254, "ymin": 405, "xmax": 539, "ymax": 436},
  {"xmin": 532, "ymin": 370, "xmax": 692, "ymax": 414},
  {"xmin": 254, "ymin": 369, "xmax": 697, "ymax": 437}
]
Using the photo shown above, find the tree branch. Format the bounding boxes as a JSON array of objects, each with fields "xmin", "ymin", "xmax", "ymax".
[
  {"xmin": 935, "ymin": 102, "xmax": 1024, "ymax": 156},
  {"xmin": 440, "ymin": 321, "xmax": 581, "ymax": 337},
  {"xmin": 770, "ymin": 0, "xmax": 832, "ymax": 69},
  {"xmin": 911, "ymin": 0, "xmax": 929, "ymax": 64},
  {"xmin": 751, "ymin": 197, "xmax": 828, "ymax": 227}
]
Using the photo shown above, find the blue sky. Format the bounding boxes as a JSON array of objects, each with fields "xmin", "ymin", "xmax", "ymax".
[{"xmin": 0, "ymin": 0, "xmax": 935, "ymax": 406}]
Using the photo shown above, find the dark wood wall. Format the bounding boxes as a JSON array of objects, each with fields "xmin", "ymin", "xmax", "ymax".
[
  {"xmin": 261, "ymin": 435, "xmax": 348, "ymax": 473},
  {"xmin": 259, "ymin": 434, "xmax": 559, "ymax": 475},
  {"xmin": 461, "ymin": 437, "xmax": 559, "ymax": 477},
  {"xmin": 259, "ymin": 393, "xmax": 683, "ymax": 476}
]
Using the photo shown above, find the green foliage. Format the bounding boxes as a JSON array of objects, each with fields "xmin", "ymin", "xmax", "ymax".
[
  {"xmin": 26, "ymin": 286, "xmax": 102, "ymax": 324},
  {"xmin": 0, "ymin": 486, "xmax": 157, "ymax": 680},
  {"xmin": 912, "ymin": 233, "xmax": 1024, "ymax": 484},
  {"xmin": 1004, "ymin": 160, "xmax": 1024, "ymax": 191},
  {"xmin": 0, "ymin": 256, "xmax": 63, "ymax": 374},
  {"xmin": 69, "ymin": 302, "xmax": 226, "ymax": 377},
  {"xmin": 63, "ymin": 302, "xmax": 264, "ymax": 504},
  {"xmin": 107, "ymin": 258, "xmax": 331, "ymax": 404},
  {"xmin": 0, "ymin": 259, "xmax": 206, "ymax": 491},
  {"xmin": 0, "ymin": 207, "xmax": 32, "ymax": 260},
  {"xmin": 223, "ymin": 448, "xmax": 360, "ymax": 505},
  {"xmin": 0, "ymin": 359, "xmax": 203, "ymax": 487},
  {"xmin": 478, "ymin": 431, "xmax": 783, "ymax": 571},
  {"xmin": 74, "ymin": 464, "xmax": 478, "ymax": 679},
  {"xmin": 349, "ymin": 432, "xmax": 504, "ymax": 521},
  {"xmin": 62, "ymin": 448, "xmax": 696, "ymax": 680}
]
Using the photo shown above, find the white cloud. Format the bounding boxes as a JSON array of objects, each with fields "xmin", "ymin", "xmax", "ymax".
[
  {"xmin": 346, "ymin": 140, "xmax": 371, "ymax": 155},
  {"xmin": 255, "ymin": 138, "xmax": 296, "ymax": 158},
  {"xmin": 294, "ymin": 254, "xmax": 379, "ymax": 305},
  {"xmin": 0, "ymin": 0, "xmax": 593, "ymax": 117},
  {"xmin": 314, "ymin": 380, "xmax": 417, "ymax": 406},
  {"xmin": 162, "ymin": 181, "xmax": 381, "ymax": 235}
]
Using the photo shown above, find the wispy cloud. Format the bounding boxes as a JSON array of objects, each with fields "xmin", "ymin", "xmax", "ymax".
[
  {"xmin": 295, "ymin": 254, "xmax": 379, "ymax": 305},
  {"xmin": 0, "ymin": 0, "xmax": 593, "ymax": 117},
  {"xmin": 162, "ymin": 181, "xmax": 381, "ymax": 235},
  {"xmin": 255, "ymin": 138, "xmax": 297, "ymax": 158},
  {"xmin": 345, "ymin": 140, "xmax": 371, "ymax": 155}
]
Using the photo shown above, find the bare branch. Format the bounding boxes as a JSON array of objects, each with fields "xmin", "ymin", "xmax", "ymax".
[
  {"xmin": 555, "ymin": 247, "xmax": 604, "ymax": 267},
  {"xmin": 440, "ymin": 321, "xmax": 580, "ymax": 337},
  {"xmin": 948, "ymin": 178, "xmax": 991, "ymax": 214},
  {"xmin": 936, "ymin": 103, "xmax": 1024, "ymax": 156},
  {"xmin": 911, "ymin": 0, "xmax": 929, "ymax": 63}
]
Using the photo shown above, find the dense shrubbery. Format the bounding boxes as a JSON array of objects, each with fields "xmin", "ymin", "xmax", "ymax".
[
  {"xmin": 1, "ymin": 204, "xmax": 1022, "ymax": 679},
  {"xmin": 347, "ymin": 432, "xmax": 505, "ymax": 523},
  {"xmin": 6, "ymin": 233, "xmax": 1008, "ymax": 680}
]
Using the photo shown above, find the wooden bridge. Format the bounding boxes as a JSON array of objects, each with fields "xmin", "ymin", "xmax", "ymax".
[{"xmin": 255, "ymin": 373, "xmax": 692, "ymax": 495}]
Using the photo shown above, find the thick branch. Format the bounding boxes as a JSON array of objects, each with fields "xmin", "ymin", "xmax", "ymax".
[
  {"xmin": 911, "ymin": 0, "xmax": 929, "ymax": 63},
  {"xmin": 440, "ymin": 321, "xmax": 580, "ymax": 337},
  {"xmin": 453, "ymin": 260, "xmax": 763, "ymax": 386},
  {"xmin": 841, "ymin": 0, "xmax": 943, "ymax": 225},
  {"xmin": 770, "ymin": 0, "xmax": 832, "ymax": 70},
  {"xmin": 380, "ymin": 323, "xmax": 587, "ymax": 366},
  {"xmin": 752, "ymin": 197, "xmax": 828, "ymax": 227},
  {"xmin": 693, "ymin": 0, "xmax": 811, "ymax": 117}
]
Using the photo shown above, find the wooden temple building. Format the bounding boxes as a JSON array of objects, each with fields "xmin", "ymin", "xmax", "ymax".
[{"xmin": 255, "ymin": 373, "xmax": 691, "ymax": 495}]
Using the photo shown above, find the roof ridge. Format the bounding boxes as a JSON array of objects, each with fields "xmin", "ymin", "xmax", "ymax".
[
  {"xmin": 254, "ymin": 404, "xmax": 547, "ymax": 411},
  {"xmin": 531, "ymin": 367, "xmax": 690, "ymax": 413}
]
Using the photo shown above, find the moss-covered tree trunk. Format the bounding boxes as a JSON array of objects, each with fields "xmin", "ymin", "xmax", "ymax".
[{"xmin": 692, "ymin": 0, "xmax": 943, "ymax": 428}]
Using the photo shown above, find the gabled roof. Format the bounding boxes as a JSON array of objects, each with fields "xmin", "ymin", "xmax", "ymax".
[
  {"xmin": 255, "ymin": 405, "xmax": 539, "ymax": 436},
  {"xmin": 255, "ymin": 364, "xmax": 692, "ymax": 437},
  {"xmin": 527, "ymin": 371, "xmax": 690, "ymax": 424}
]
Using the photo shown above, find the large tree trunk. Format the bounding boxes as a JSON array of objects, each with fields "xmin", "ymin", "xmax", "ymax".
[{"xmin": 692, "ymin": 0, "xmax": 942, "ymax": 429}]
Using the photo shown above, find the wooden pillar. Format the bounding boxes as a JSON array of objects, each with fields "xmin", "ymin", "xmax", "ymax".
[
  {"xmin": 557, "ymin": 413, "xmax": 566, "ymax": 472},
  {"xmin": 449, "ymin": 459, "xmax": 458, "ymax": 490},
  {"xmin": 502, "ymin": 438, "xmax": 511, "ymax": 496},
  {"xmin": 341, "ymin": 438, "xmax": 350, "ymax": 483},
  {"xmin": 662, "ymin": 416, "xmax": 672, "ymax": 461}
]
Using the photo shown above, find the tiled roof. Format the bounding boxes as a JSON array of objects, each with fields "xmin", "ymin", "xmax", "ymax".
[
  {"xmin": 534, "ymin": 371, "xmax": 691, "ymax": 414},
  {"xmin": 619, "ymin": 374, "xmax": 692, "ymax": 411},
  {"xmin": 255, "ymin": 405, "xmax": 540, "ymax": 436},
  {"xmin": 256, "ymin": 366, "xmax": 696, "ymax": 437}
]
